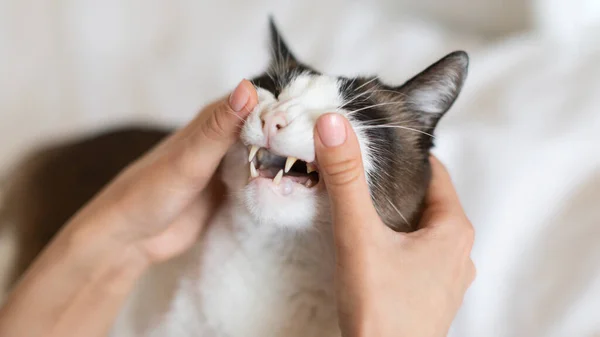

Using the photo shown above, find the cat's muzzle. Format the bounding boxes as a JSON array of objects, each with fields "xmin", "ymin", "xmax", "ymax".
[{"xmin": 247, "ymin": 146, "xmax": 319, "ymax": 188}]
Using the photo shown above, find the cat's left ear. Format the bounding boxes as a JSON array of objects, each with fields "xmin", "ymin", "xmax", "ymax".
[
  {"xmin": 396, "ymin": 51, "xmax": 469, "ymax": 132},
  {"xmin": 268, "ymin": 17, "xmax": 299, "ymax": 67}
]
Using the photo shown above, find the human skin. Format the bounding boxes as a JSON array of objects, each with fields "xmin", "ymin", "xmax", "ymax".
[
  {"xmin": 314, "ymin": 113, "xmax": 476, "ymax": 337},
  {"xmin": 0, "ymin": 82, "xmax": 475, "ymax": 337},
  {"xmin": 0, "ymin": 79, "xmax": 259, "ymax": 337}
]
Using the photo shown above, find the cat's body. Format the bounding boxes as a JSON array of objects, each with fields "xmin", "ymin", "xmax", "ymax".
[
  {"xmin": 1, "ymin": 19, "xmax": 468, "ymax": 336},
  {"xmin": 112, "ymin": 202, "xmax": 339, "ymax": 337}
]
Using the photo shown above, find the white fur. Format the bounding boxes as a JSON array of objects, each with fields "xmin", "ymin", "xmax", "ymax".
[
  {"xmin": 110, "ymin": 74, "xmax": 374, "ymax": 337},
  {"xmin": 242, "ymin": 74, "xmax": 345, "ymax": 163}
]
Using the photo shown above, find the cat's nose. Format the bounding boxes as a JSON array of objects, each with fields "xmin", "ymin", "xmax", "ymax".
[{"xmin": 262, "ymin": 112, "xmax": 288, "ymax": 139}]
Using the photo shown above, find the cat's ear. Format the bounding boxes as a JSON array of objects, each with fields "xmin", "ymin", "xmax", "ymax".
[
  {"xmin": 268, "ymin": 16, "xmax": 298, "ymax": 67},
  {"xmin": 396, "ymin": 51, "xmax": 469, "ymax": 131}
]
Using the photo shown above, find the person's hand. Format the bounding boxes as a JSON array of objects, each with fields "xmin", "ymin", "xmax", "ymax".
[
  {"xmin": 0, "ymin": 79, "xmax": 258, "ymax": 337},
  {"xmin": 68, "ymin": 79, "xmax": 259, "ymax": 264},
  {"xmin": 314, "ymin": 113, "xmax": 476, "ymax": 337}
]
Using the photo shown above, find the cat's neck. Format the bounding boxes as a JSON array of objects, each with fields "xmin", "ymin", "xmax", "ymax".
[{"xmin": 223, "ymin": 200, "xmax": 336, "ymax": 269}]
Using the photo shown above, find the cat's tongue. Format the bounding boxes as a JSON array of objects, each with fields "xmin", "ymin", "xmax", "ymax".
[
  {"xmin": 286, "ymin": 175, "xmax": 310, "ymax": 185},
  {"xmin": 257, "ymin": 167, "xmax": 315, "ymax": 188}
]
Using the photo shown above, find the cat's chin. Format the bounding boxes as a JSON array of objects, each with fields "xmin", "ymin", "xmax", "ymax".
[{"xmin": 239, "ymin": 177, "xmax": 326, "ymax": 230}]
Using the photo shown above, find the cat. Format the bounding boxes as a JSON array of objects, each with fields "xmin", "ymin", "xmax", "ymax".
[{"xmin": 1, "ymin": 18, "xmax": 468, "ymax": 336}]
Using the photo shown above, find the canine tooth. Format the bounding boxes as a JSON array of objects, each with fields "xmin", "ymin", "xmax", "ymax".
[
  {"xmin": 250, "ymin": 161, "xmax": 258, "ymax": 178},
  {"xmin": 273, "ymin": 169, "xmax": 283, "ymax": 185},
  {"xmin": 248, "ymin": 145, "xmax": 259, "ymax": 162},
  {"xmin": 307, "ymin": 163, "xmax": 317, "ymax": 174},
  {"xmin": 257, "ymin": 149, "xmax": 265, "ymax": 162},
  {"xmin": 305, "ymin": 179, "xmax": 314, "ymax": 188},
  {"xmin": 285, "ymin": 157, "xmax": 297, "ymax": 173}
]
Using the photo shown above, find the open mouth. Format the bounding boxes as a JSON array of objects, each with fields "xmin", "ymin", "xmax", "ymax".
[{"xmin": 247, "ymin": 146, "xmax": 320, "ymax": 188}]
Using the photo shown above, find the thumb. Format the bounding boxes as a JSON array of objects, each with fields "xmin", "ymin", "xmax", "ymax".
[
  {"xmin": 185, "ymin": 79, "xmax": 259, "ymax": 162},
  {"xmin": 314, "ymin": 114, "xmax": 379, "ymax": 234},
  {"xmin": 163, "ymin": 79, "xmax": 259, "ymax": 187},
  {"xmin": 106, "ymin": 80, "xmax": 258, "ymax": 230}
]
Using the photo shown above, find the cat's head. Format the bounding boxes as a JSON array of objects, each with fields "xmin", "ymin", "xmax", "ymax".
[{"xmin": 221, "ymin": 18, "xmax": 468, "ymax": 231}]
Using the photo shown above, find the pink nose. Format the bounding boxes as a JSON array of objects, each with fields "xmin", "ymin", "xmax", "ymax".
[{"xmin": 262, "ymin": 112, "xmax": 288, "ymax": 140}]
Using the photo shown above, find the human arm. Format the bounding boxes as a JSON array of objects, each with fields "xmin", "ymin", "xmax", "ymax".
[{"xmin": 0, "ymin": 80, "xmax": 258, "ymax": 337}]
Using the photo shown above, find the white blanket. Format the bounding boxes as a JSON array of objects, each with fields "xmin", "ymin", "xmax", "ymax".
[{"xmin": 1, "ymin": 1, "xmax": 599, "ymax": 336}]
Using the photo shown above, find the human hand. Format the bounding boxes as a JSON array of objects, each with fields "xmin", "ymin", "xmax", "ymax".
[
  {"xmin": 0, "ymin": 80, "xmax": 258, "ymax": 337},
  {"xmin": 69, "ymin": 79, "xmax": 259, "ymax": 264},
  {"xmin": 314, "ymin": 113, "xmax": 476, "ymax": 337}
]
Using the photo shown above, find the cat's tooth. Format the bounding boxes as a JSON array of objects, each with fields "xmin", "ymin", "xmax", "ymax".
[
  {"xmin": 248, "ymin": 145, "xmax": 259, "ymax": 162},
  {"xmin": 284, "ymin": 157, "xmax": 297, "ymax": 173},
  {"xmin": 257, "ymin": 148, "xmax": 265, "ymax": 162},
  {"xmin": 273, "ymin": 169, "xmax": 284, "ymax": 185},
  {"xmin": 250, "ymin": 161, "xmax": 259, "ymax": 178},
  {"xmin": 306, "ymin": 163, "xmax": 317, "ymax": 174},
  {"xmin": 305, "ymin": 179, "xmax": 314, "ymax": 188}
]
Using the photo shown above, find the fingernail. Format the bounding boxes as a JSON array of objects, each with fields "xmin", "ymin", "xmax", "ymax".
[
  {"xmin": 317, "ymin": 113, "xmax": 347, "ymax": 147},
  {"xmin": 229, "ymin": 80, "xmax": 250, "ymax": 112}
]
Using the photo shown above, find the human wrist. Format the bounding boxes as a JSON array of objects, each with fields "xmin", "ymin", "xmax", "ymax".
[{"xmin": 0, "ymin": 215, "xmax": 150, "ymax": 337}]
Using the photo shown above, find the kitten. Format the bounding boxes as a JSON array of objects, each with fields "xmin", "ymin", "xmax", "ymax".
[{"xmin": 1, "ymin": 19, "xmax": 468, "ymax": 336}]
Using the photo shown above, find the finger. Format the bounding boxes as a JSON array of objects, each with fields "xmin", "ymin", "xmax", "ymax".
[
  {"xmin": 110, "ymin": 80, "xmax": 258, "ymax": 228},
  {"xmin": 137, "ymin": 178, "xmax": 225, "ymax": 262},
  {"xmin": 418, "ymin": 156, "xmax": 472, "ymax": 232},
  {"xmin": 425, "ymin": 155, "xmax": 461, "ymax": 210},
  {"xmin": 468, "ymin": 259, "xmax": 477, "ymax": 285},
  {"xmin": 314, "ymin": 113, "xmax": 379, "ymax": 235},
  {"xmin": 166, "ymin": 79, "xmax": 259, "ymax": 188}
]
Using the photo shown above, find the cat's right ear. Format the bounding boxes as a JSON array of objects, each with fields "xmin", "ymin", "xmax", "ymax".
[{"xmin": 268, "ymin": 16, "xmax": 298, "ymax": 67}]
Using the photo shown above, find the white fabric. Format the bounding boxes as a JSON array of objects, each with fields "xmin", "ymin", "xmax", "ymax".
[{"xmin": 1, "ymin": 1, "xmax": 599, "ymax": 336}]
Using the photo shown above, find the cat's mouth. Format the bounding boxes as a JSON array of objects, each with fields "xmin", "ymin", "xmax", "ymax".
[{"xmin": 247, "ymin": 146, "xmax": 320, "ymax": 189}]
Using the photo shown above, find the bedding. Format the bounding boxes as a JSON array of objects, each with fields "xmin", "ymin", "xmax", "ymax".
[{"xmin": 1, "ymin": 1, "xmax": 598, "ymax": 336}]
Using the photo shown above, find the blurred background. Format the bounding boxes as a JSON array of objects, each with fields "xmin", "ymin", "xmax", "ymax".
[{"xmin": 1, "ymin": 0, "xmax": 599, "ymax": 336}]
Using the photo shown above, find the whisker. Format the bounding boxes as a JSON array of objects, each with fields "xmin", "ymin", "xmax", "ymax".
[
  {"xmin": 340, "ymin": 89, "xmax": 378, "ymax": 108},
  {"xmin": 344, "ymin": 91, "xmax": 409, "ymax": 110},
  {"xmin": 345, "ymin": 101, "xmax": 405, "ymax": 116},
  {"xmin": 341, "ymin": 87, "xmax": 396, "ymax": 109},
  {"xmin": 358, "ymin": 120, "xmax": 431, "ymax": 130},
  {"xmin": 355, "ymin": 125, "xmax": 434, "ymax": 138},
  {"xmin": 386, "ymin": 197, "xmax": 409, "ymax": 226},
  {"xmin": 353, "ymin": 77, "xmax": 378, "ymax": 92},
  {"xmin": 343, "ymin": 88, "xmax": 406, "ymax": 107},
  {"xmin": 352, "ymin": 116, "xmax": 393, "ymax": 124}
]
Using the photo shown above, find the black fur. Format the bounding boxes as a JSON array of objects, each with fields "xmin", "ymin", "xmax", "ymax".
[
  {"xmin": 255, "ymin": 21, "xmax": 469, "ymax": 230},
  {"xmin": 253, "ymin": 18, "xmax": 320, "ymax": 98},
  {"xmin": 1, "ymin": 19, "xmax": 470, "ymax": 289}
]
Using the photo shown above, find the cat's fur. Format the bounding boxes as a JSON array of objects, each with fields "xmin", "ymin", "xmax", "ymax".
[{"xmin": 1, "ymin": 19, "xmax": 468, "ymax": 336}]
